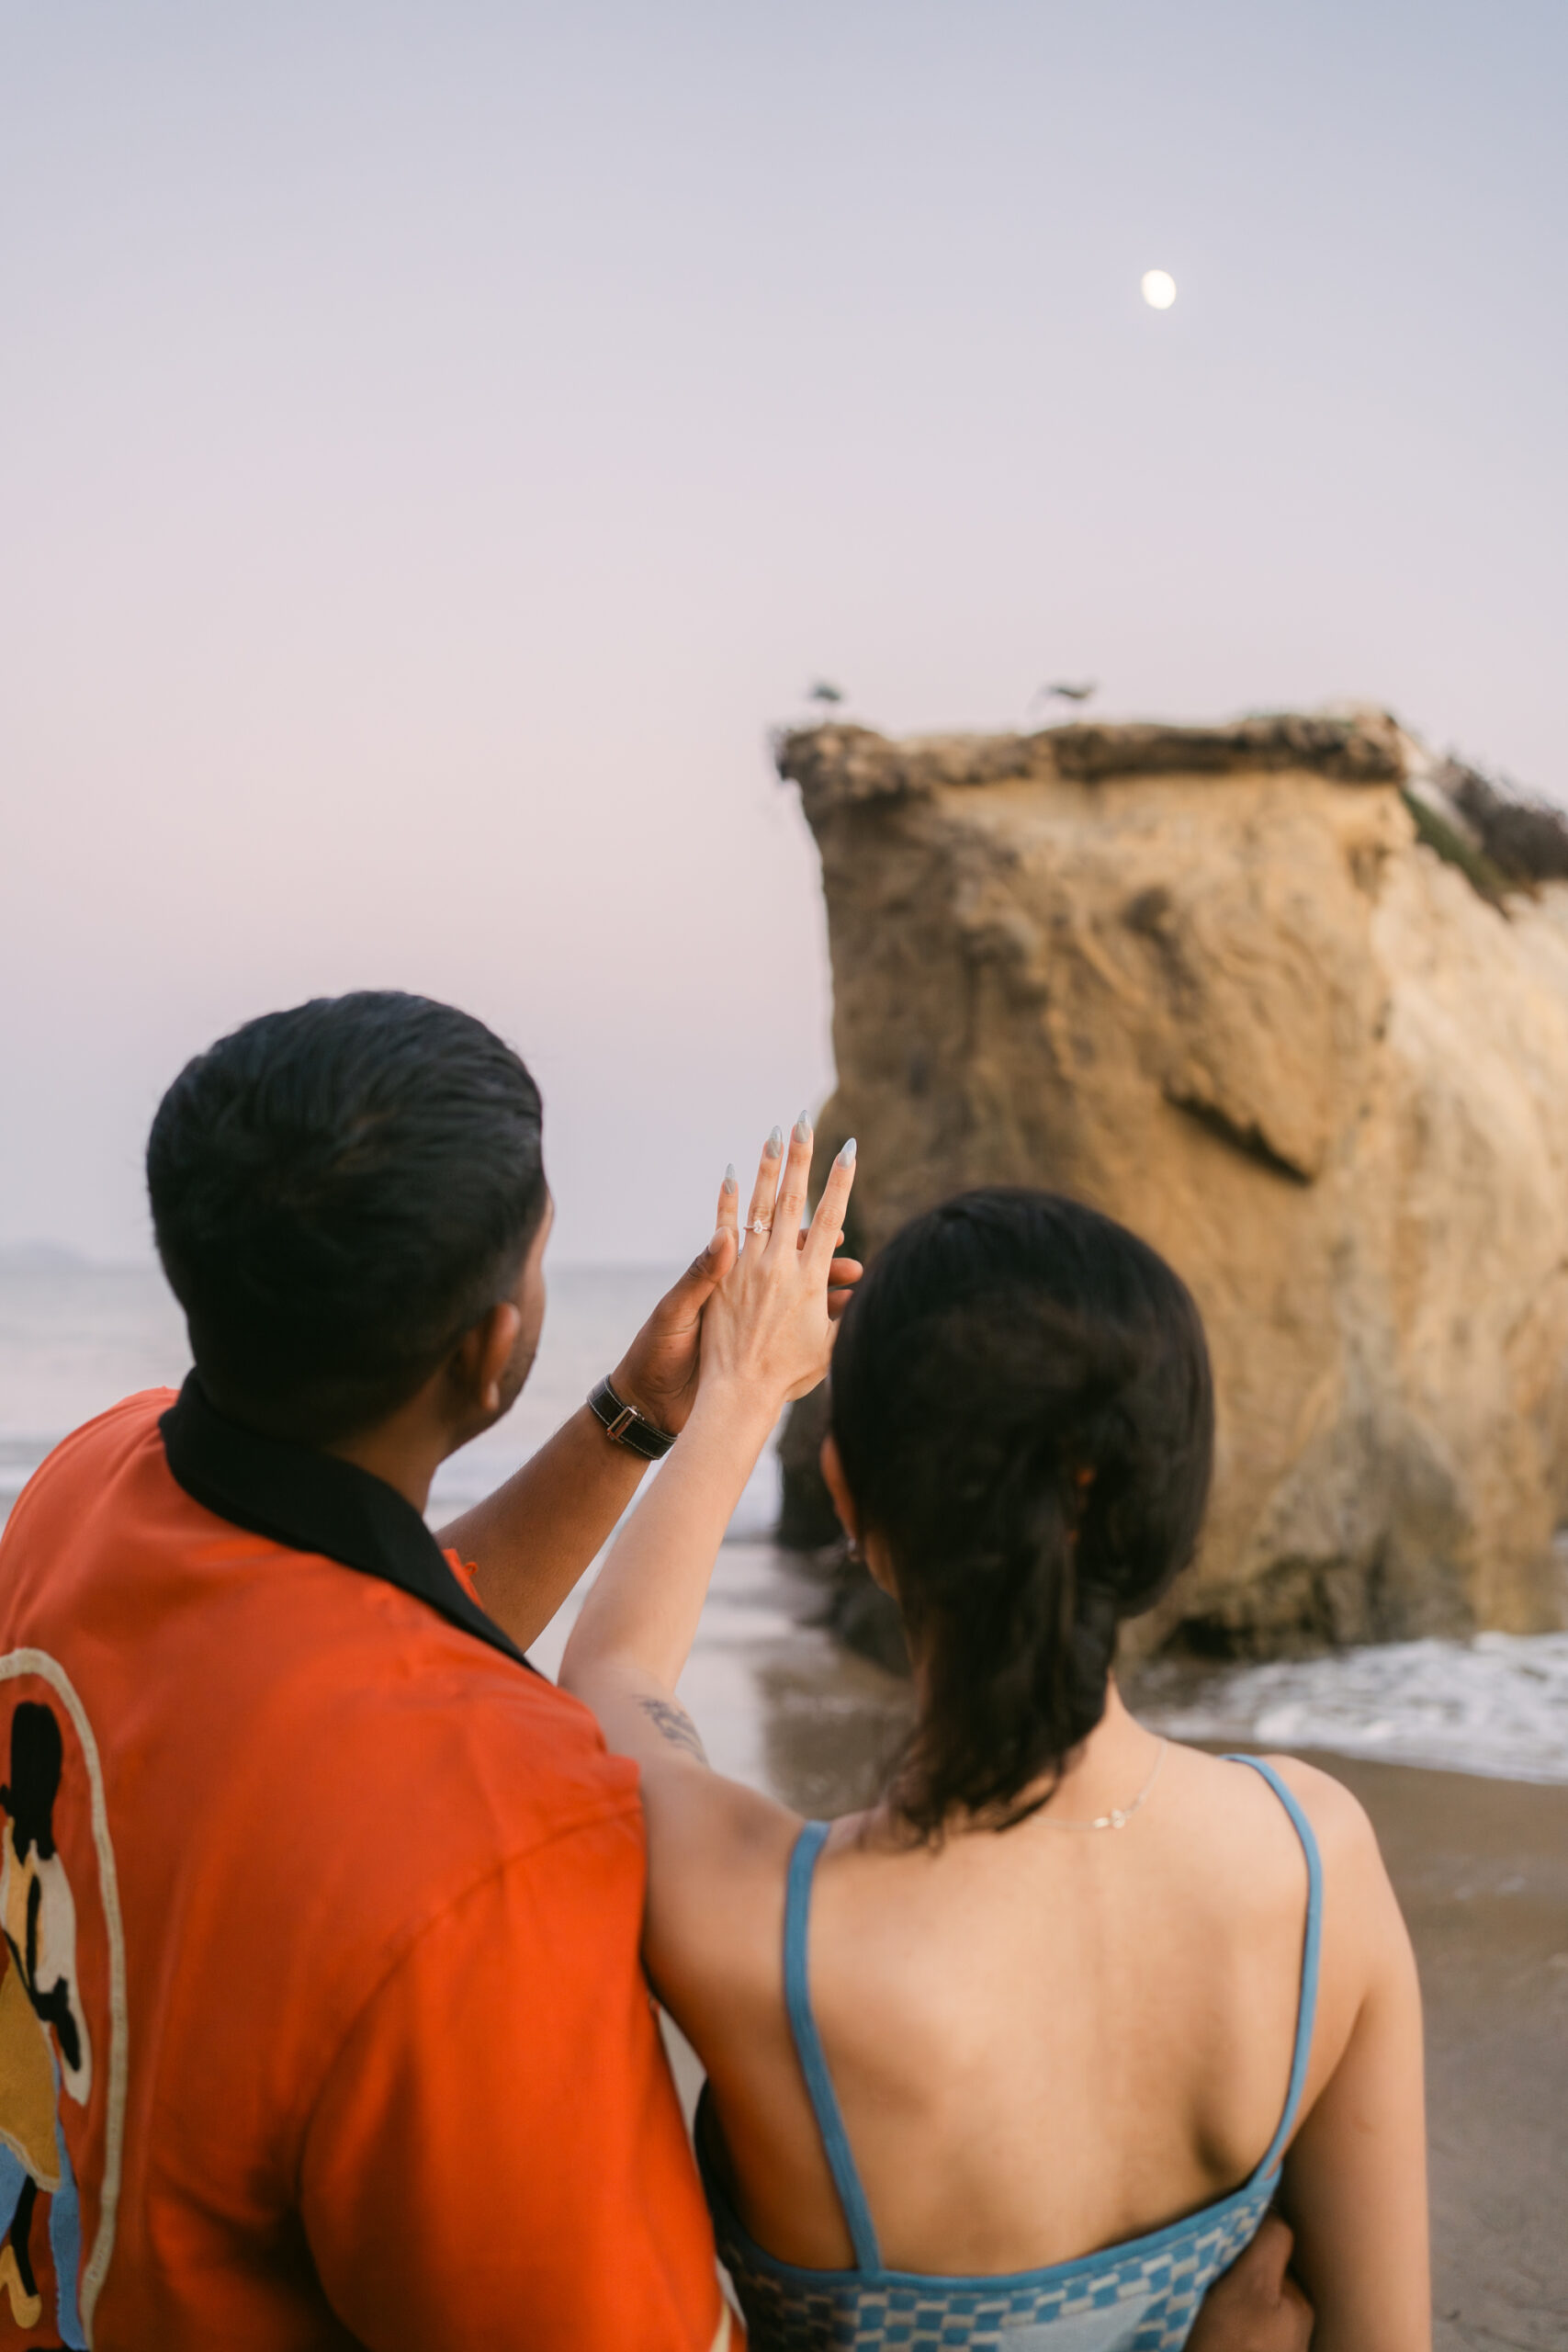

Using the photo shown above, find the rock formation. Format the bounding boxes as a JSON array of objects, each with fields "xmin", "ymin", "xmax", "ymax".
[{"xmin": 779, "ymin": 711, "xmax": 1568, "ymax": 1655}]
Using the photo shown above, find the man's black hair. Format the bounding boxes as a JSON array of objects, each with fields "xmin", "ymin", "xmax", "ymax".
[{"xmin": 147, "ymin": 992, "xmax": 547, "ymax": 1444}]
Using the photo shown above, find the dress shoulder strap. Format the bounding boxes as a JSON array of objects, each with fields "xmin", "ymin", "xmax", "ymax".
[
  {"xmin": 782, "ymin": 1820, "xmax": 884, "ymax": 2273},
  {"xmin": 1223, "ymin": 1754, "xmax": 1325, "ymax": 2183}
]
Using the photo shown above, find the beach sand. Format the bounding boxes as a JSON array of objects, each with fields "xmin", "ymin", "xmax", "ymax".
[{"xmin": 1312, "ymin": 1755, "xmax": 1568, "ymax": 2350}]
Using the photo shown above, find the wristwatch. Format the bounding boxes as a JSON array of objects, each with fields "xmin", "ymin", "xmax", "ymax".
[{"xmin": 587, "ymin": 1375, "xmax": 677, "ymax": 1462}]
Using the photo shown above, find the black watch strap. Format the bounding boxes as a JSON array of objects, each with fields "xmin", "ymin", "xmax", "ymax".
[{"xmin": 587, "ymin": 1376, "xmax": 677, "ymax": 1462}]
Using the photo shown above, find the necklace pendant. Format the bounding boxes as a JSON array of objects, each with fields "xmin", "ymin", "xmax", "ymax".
[{"xmin": 1043, "ymin": 1740, "xmax": 1167, "ymax": 1836}]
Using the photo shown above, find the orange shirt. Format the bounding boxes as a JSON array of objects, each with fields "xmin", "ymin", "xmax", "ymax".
[{"xmin": 0, "ymin": 1385, "xmax": 731, "ymax": 2351}]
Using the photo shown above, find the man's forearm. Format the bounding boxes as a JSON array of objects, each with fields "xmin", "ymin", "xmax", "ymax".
[
  {"xmin": 437, "ymin": 1407, "xmax": 649, "ymax": 1654},
  {"xmin": 560, "ymin": 1376, "xmax": 776, "ymax": 1696}
]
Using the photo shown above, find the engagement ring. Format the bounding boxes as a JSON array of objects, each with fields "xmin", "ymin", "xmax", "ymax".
[{"xmin": 750, "ymin": 1216, "xmax": 773, "ymax": 1237}]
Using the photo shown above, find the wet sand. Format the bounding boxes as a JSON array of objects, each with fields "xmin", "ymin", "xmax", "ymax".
[
  {"xmin": 1306, "ymin": 1756, "xmax": 1568, "ymax": 2350},
  {"xmin": 646, "ymin": 1547, "xmax": 1568, "ymax": 2347}
]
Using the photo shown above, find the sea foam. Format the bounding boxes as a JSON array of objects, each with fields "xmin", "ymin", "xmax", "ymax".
[{"xmin": 1140, "ymin": 1631, "xmax": 1568, "ymax": 1784}]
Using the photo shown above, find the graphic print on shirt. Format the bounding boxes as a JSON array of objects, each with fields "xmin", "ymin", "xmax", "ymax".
[{"xmin": 0, "ymin": 1657, "xmax": 126, "ymax": 2351}]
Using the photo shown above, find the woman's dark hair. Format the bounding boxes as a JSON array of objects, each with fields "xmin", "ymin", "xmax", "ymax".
[
  {"xmin": 147, "ymin": 991, "xmax": 547, "ymax": 1444},
  {"xmin": 829, "ymin": 1189, "xmax": 1213, "ymax": 1838}
]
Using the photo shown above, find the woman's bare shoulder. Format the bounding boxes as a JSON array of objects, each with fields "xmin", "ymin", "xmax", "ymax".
[
  {"xmin": 642, "ymin": 1750, "xmax": 802, "ymax": 1873},
  {"xmin": 1169, "ymin": 1743, "xmax": 1381, "ymax": 1855},
  {"xmin": 1207, "ymin": 1750, "xmax": 1413, "ymax": 2048},
  {"xmin": 638, "ymin": 1770, "xmax": 807, "ymax": 2029},
  {"xmin": 1162, "ymin": 1744, "xmax": 1391, "ymax": 1939},
  {"xmin": 1250, "ymin": 1752, "xmax": 1386, "ymax": 1875}
]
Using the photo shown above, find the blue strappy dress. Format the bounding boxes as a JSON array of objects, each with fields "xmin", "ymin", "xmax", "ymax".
[{"xmin": 699, "ymin": 1756, "xmax": 1322, "ymax": 2352}]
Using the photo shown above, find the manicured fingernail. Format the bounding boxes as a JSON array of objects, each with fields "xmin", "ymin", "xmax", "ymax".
[
  {"xmin": 794, "ymin": 1110, "xmax": 812, "ymax": 1143},
  {"xmin": 723, "ymin": 1164, "xmax": 737, "ymax": 1194},
  {"xmin": 764, "ymin": 1125, "xmax": 783, "ymax": 1159},
  {"xmin": 837, "ymin": 1137, "xmax": 857, "ymax": 1167}
]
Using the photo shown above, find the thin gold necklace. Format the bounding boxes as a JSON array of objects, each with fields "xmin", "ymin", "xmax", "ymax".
[{"xmin": 1042, "ymin": 1738, "xmax": 1168, "ymax": 1831}]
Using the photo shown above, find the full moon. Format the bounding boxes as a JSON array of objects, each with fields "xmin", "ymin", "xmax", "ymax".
[{"xmin": 1141, "ymin": 269, "xmax": 1178, "ymax": 310}]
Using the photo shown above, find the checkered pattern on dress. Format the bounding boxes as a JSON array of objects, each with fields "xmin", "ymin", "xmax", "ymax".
[{"xmin": 713, "ymin": 2174, "xmax": 1274, "ymax": 2352}]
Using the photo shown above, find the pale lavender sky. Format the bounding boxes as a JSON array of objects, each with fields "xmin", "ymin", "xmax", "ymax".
[{"xmin": 3, "ymin": 1, "xmax": 1564, "ymax": 1263}]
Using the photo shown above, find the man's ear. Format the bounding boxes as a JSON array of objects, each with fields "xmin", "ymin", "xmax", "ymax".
[{"xmin": 457, "ymin": 1299, "xmax": 523, "ymax": 1419}]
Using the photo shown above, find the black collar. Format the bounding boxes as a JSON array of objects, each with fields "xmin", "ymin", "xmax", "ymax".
[{"xmin": 159, "ymin": 1373, "xmax": 534, "ymax": 1674}]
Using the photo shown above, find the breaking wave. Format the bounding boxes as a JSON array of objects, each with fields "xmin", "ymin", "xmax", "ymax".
[{"xmin": 1139, "ymin": 1632, "xmax": 1568, "ymax": 1784}]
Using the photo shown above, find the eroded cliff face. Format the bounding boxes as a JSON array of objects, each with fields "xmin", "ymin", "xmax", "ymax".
[{"xmin": 781, "ymin": 713, "xmax": 1568, "ymax": 1653}]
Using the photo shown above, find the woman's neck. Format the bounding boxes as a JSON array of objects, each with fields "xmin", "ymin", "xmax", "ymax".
[
  {"xmin": 1030, "ymin": 1682, "xmax": 1165, "ymax": 1826},
  {"xmin": 870, "ymin": 1679, "xmax": 1167, "ymax": 1847}
]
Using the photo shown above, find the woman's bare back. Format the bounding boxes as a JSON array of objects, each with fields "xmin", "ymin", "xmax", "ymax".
[
  {"xmin": 706, "ymin": 1741, "xmax": 1318, "ymax": 2272},
  {"xmin": 639, "ymin": 1694, "xmax": 1427, "ymax": 2347}
]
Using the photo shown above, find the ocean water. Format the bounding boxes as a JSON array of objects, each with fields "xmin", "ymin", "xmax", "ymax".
[
  {"xmin": 0, "ymin": 1255, "xmax": 782, "ymax": 1540},
  {"xmin": 1136, "ymin": 1634, "xmax": 1568, "ymax": 1786},
  {"xmin": 2, "ymin": 1257, "xmax": 1565, "ymax": 1788}
]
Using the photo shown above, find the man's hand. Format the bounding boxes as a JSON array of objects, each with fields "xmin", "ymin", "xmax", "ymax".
[
  {"xmin": 452, "ymin": 1152, "xmax": 862, "ymax": 1655},
  {"xmin": 613, "ymin": 1157, "xmax": 863, "ymax": 1435},
  {"xmin": 1188, "ymin": 2216, "xmax": 1313, "ymax": 2352}
]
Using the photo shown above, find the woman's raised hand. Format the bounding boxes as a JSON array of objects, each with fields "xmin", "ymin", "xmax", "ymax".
[
  {"xmin": 560, "ymin": 1117, "xmax": 858, "ymax": 1710},
  {"xmin": 701, "ymin": 1114, "xmax": 859, "ymax": 1407}
]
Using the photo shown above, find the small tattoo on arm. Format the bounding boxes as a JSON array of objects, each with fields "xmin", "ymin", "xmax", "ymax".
[{"xmin": 638, "ymin": 1697, "xmax": 709, "ymax": 1765}]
